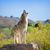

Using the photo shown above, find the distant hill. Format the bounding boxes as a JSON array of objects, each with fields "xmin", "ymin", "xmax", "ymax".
[
  {"xmin": 35, "ymin": 19, "xmax": 50, "ymax": 24},
  {"xmin": 0, "ymin": 16, "xmax": 19, "ymax": 28},
  {"xmin": 34, "ymin": 19, "xmax": 50, "ymax": 27},
  {"xmin": 0, "ymin": 16, "xmax": 34, "ymax": 28},
  {"xmin": 44, "ymin": 19, "xmax": 50, "ymax": 24},
  {"xmin": 0, "ymin": 16, "xmax": 50, "ymax": 28}
]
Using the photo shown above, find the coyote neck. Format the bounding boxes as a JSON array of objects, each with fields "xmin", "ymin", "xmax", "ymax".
[
  {"xmin": 20, "ymin": 16, "xmax": 28, "ymax": 24},
  {"xmin": 19, "ymin": 16, "xmax": 28, "ymax": 32}
]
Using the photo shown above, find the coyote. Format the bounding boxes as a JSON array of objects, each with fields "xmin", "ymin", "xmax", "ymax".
[{"xmin": 11, "ymin": 10, "xmax": 28, "ymax": 44}]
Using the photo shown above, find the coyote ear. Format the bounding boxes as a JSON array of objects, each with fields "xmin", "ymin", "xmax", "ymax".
[
  {"xmin": 23, "ymin": 10, "xmax": 28, "ymax": 14},
  {"xmin": 23, "ymin": 10, "xmax": 26, "ymax": 13},
  {"xmin": 26, "ymin": 13, "xmax": 28, "ymax": 14}
]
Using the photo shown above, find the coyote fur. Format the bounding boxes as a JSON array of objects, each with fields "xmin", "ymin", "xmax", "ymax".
[{"xmin": 11, "ymin": 10, "xmax": 28, "ymax": 44}]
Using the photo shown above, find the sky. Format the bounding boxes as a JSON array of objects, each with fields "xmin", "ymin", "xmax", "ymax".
[{"xmin": 0, "ymin": 0, "xmax": 50, "ymax": 21}]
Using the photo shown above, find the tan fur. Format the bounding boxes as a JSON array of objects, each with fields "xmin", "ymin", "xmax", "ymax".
[{"xmin": 11, "ymin": 10, "xmax": 28, "ymax": 44}]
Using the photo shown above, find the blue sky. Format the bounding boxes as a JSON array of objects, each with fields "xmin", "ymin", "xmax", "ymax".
[{"xmin": 0, "ymin": 0, "xmax": 50, "ymax": 21}]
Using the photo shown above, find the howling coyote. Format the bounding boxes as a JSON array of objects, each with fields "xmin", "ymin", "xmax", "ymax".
[{"xmin": 11, "ymin": 10, "xmax": 28, "ymax": 44}]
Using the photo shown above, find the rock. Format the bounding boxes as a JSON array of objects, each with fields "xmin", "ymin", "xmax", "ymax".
[{"xmin": 0, "ymin": 44, "xmax": 35, "ymax": 50}]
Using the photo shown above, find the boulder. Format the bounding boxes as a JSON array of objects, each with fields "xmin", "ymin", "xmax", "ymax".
[{"xmin": 0, "ymin": 44, "xmax": 34, "ymax": 50}]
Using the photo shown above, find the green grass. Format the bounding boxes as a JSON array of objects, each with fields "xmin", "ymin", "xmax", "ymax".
[
  {"xmin": 0, "ymin": 39, "xmax": 13, "ymax": 47},
  {"xmin": 2, "ymin": 28, "xmax": 11, "ymax": 36},
  {"xmin": 0, "ymin": 28, "xmax": 12, "ymax": 47}
]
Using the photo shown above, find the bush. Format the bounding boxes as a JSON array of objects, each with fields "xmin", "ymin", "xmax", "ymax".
[{"xmin": 26, "ymin": 24, "xmax": 50, "ymax": 50}]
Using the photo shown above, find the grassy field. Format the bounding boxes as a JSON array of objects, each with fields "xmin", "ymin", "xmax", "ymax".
[{"xmin": 0, "ymin": 23, "xmax": 50, "ymax": 50}]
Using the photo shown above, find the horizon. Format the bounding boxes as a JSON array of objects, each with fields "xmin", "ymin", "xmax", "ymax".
[{"xmin": 0, "ymin": 0, "xmax": 50, "ymax": 21}]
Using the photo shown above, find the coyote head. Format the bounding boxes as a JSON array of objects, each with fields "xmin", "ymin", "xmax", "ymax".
[{"xmin": 21, "ymin": 10, "xmax": 28, "ymax": 17}]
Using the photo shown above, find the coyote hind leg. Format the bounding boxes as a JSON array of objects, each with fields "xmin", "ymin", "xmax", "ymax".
[{"xmin": 14, "ymin": 35, "xmax": 16, "ymax": 44}]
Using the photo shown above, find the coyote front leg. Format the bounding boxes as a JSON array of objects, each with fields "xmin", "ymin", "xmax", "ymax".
[
  {"xmin": 19, "ymin": 33, "xmax": 22, "ymax": 44},
  {"xmin": 14, "ymin": 34, "xmax": 19, "ymax": 44},
  {"xmin": 24, "ymin": 33, "xmax": 26, "ymax": 44}
]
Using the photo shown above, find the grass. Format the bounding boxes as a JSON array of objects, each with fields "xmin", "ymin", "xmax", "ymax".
[{"xmin": 0, "ymin": 39, "xmax": 13, "ymax": 47}]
